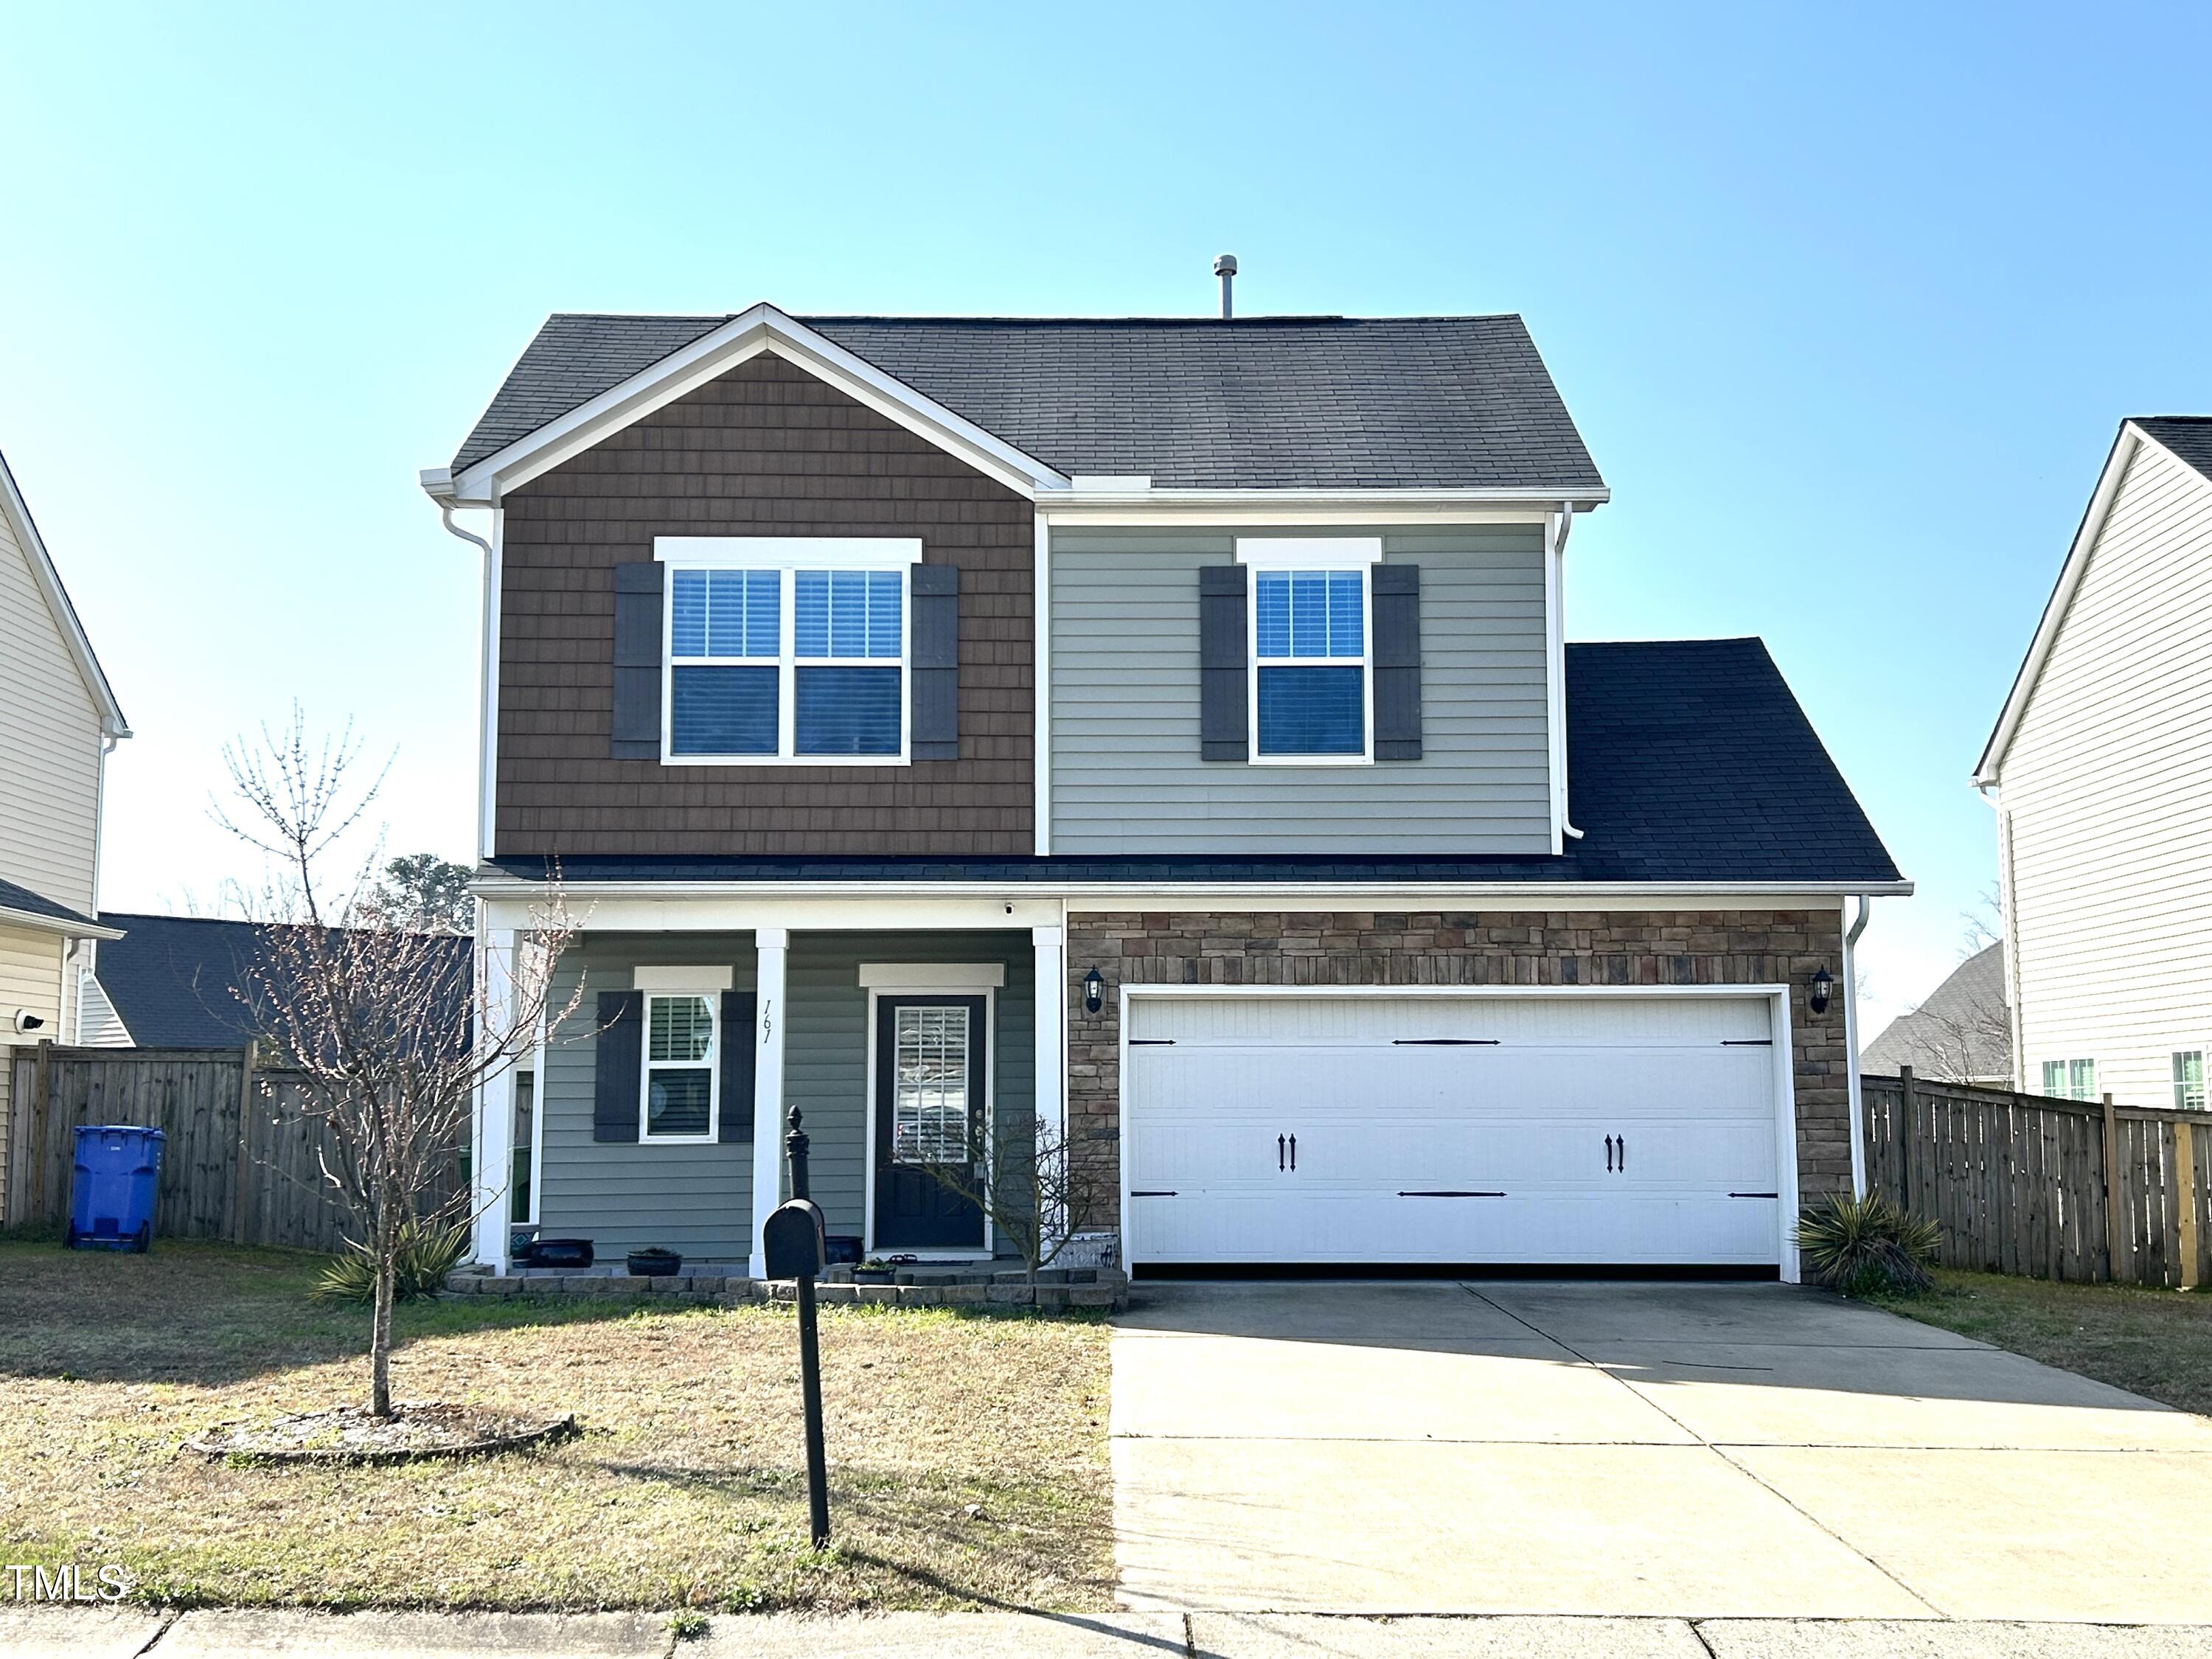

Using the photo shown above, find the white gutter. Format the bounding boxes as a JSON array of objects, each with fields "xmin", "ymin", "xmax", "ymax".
[
  {"xmin": 1546, "ymin": 503, "xmax": 1585, "ymax": 843},
  {"xmin": 0, "ymin": 904, "xmax": 125, "ymax": 942},
  {"xmin": 1843, "ymin": 894, "xmax": 1871, "ymax": 1197}
]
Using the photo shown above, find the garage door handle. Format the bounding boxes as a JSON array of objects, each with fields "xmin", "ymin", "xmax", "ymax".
[
  {"xmin": 1399, "ymin": 1190, "xmax": 1506, "ymax": 1198},
  {"xmin": 1288, "ymin": 1133, "xmax": 1296, "ymax": 1172},
  {"xmin": 1278, "ymin": 1134, "xmax": 1285, "ymax": 1171},
  {"xmin": 1605, "ymin": 1133, "xmax": 1615, "ymax": 1172},
  {"xmin": 1618, "ymin": 1135, "xmax": 1626, "ymax": 1172}
]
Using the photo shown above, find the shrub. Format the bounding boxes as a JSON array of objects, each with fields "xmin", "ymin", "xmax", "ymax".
[
  {"xmin": 314, "ymin": 1220, "xmax": 470, "ymax": 1304},
  {"xmin": 1793, "ymin": 1192, "xmax": 1941, "ymax": 1297}
]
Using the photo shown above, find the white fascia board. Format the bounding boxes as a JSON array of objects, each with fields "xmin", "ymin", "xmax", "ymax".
[
  {"xmin": 0, "ymin": 905, "xmax": 126, "ymax": 941},
  {"xmin": 1974, "ymin": 421, "xmax": 2168, "ymax": 785},
  {"xmin": 436, "ymin": 305, "xmax": 1070, "ymax": 506},
  {"xmin": 0, "ymin": 448, "xmax": 130, "ymax": 738},
  {"xmin": 477, "ymin": 883, "xmax": 1896, "ymax": 933}
]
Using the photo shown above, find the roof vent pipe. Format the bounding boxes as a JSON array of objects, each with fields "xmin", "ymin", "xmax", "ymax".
[{"xmin": 1214, "ymin": 254, "xmax": 1237, "ymax": 320}]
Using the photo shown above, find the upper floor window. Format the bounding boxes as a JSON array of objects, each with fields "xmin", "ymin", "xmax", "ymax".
[
  {"xmin": 2174, "ymin": 1051, "xmax": 2205, "ymax": 1111},
  {"xmin": 663, "ymin": 543, "xmax": 910, "ymax": 764},
  {"xmin": 1239, "ymin": 539, "xmax": 1380, "ymax": 764},
  {"xmin": 2041, "ymin": 1058, "xmax": 2097, "ymax": 1102}
]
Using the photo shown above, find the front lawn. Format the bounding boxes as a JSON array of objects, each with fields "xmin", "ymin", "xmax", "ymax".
[
  {"xmin": 1871, "ymin": 1267, "xmax": 2212, "ymax": 1416},
  {"xmin": 0, "ymin": 1240, "xmax": 1112, "ymax": 1613}
]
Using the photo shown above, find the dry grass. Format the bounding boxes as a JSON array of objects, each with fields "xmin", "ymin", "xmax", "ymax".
[
  {"xmin": 0, "ymin": 1240, "xmax": 1113, "ymax": 1613},
  {"xmin": 1871, "ymin": 1267, "xmax": 2212, "ymax": 1416}
]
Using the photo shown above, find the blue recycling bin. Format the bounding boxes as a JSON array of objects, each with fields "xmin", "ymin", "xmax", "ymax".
[{"xmin": 67, "ymin": 1125, "xmax": 166, "ymax": 1252}]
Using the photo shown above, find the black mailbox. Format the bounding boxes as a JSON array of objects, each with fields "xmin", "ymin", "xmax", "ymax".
[{"xmin": 763, "ymin": 1197, "xmax": 827, "ymax": 1279}]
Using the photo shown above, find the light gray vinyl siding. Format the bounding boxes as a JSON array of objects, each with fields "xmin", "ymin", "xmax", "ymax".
[
  {"xmin": 536, "ymin": 930, "xmax": 1032, "ymax": 1261},
  {"xmin": 1049, "ymin": 525, "xmax": 1552, "ymax": 853}
]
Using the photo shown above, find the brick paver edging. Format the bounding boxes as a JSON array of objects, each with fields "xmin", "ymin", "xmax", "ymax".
[{"xmin": 445, "ymin": 1266, "xmax": 1130, "ymax": 1312}]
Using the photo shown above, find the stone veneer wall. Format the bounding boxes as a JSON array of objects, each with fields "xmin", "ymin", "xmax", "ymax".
[{"xmin": 1063, "ymin": 909, "xmax": 1850, "ymax": 1235}]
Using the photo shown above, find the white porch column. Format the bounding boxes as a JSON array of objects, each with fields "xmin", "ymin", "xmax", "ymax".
[
  {"xmin": 1032, "ymin": 926, "xmax": 1067, "ymax": 1142},
  {"xmin": 1033, "ymin": 925, "xmax": 1068, "ymax": 1242},
  {"xmin": 748, "ymin": 926, "xmax": 790, "ymax": 1278},
  {"xmin": 473, "ymin": 927, "xmax": 517, "ymax": 1273}
]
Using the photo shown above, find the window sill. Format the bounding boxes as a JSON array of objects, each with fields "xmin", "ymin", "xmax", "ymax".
[{"xmin": 663, "ymin": 752, "xmax": 912, "ymax": 768}]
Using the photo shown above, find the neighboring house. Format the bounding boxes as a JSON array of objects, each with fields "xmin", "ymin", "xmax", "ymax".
[
  {"xmin": 0, "ymin": 447, "xmax": 128, "ymax": 1212},
  {"xmin": 1977, "ymin": 417, "xmax": 2212, "ymax": 1113},
  {"xmin": 1861, "ymin": 943, "xmax": 2010, "ymax": 1085},
  {"xmin": 422, "ymin": 299, "xmax": 1906, "ymax": 1282}
]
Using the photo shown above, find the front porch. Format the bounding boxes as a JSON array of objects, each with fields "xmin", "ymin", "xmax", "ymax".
[{"xmin": 473, "ymin": 901, "xmax": 1070, "ymax": 1277}]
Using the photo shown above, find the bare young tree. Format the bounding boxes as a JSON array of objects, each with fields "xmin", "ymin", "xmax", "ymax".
[
  {"xmin": 218, "ymin": 709, "xmax": 582, "ymax": 1417},
  {"xmin": 914, "ymin": 1116, "xmax": 1116, "ymax": 1281}
]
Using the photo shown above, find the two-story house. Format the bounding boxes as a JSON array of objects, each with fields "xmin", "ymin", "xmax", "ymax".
[
  {"xmin": 0, "ymin": 447, "xmax": 128, "ymax": 1211},
  {"xmin": 423, "ymin": 302, "xmax": 1905, "ymax": 1283},
  {"xmin": 1975, "ymin": 417, "xmax": 2212, "ymax": 1111}
]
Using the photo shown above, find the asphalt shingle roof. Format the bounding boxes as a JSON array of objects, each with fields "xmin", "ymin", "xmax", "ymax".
[
  {"xmin": 490, "ymin": 638, "xmax": 1899, "ymax": 890},
  {"xmin": 94, "ymin": 914, "xmax": 473, "ymax": 1050},
  {"xmin": 1861, "ymin": 942, "xmax": 2009, "ymax": 1080},
  {"xmin": 2135, "ymin": 416, "xmax": 2212, "ymax": 484},
  {"xmin": 451, "ymin": 313, "xmax": 1606, "ymax": 493},
  {"xmin": 0, "ymin": 876, "xmax": 98, "ymax": 928}
]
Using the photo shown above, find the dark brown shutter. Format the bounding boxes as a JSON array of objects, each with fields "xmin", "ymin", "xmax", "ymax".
[
  {"xmin": 718, "ymin": 991, "xmax": 757, "ymax": 1143},
  {"xmin": 611, "ymin": 563, "xmax": 664, "ymax": 760},
  {"xmin": 592, "ymin": 991, "xmax": 644, "ymax": 1142},
  {"xmin": 1199, "ymin": 563, "xmax": 1248, "ymax": 761},
  {"xmin": 910, "ymin": 563, "xmax": 959, "ymax": 760},
  {"xmin": 1372, "ymin": 563, "xmax": 1423, "ymax": 760}
]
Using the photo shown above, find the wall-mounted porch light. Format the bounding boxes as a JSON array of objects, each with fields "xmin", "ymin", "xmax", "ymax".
[
  {"xmin": 1809, "ymin": 966, "xmax": 1834, "ymax": 1016},
  {"xmin": 1083, "ymin": 967, "xmax": 1104, "ymax": 1015}
]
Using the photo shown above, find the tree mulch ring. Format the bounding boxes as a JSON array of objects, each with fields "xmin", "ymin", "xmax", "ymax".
[{"xmin": 183, "ymin": 1402, "xmax": 577, "ymax": 1466}]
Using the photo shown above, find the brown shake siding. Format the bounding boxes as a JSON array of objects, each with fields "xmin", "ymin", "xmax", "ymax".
[
  {"xmin": 1064, "ymin": 908, "xmax": 1851, "ymax": 1225},
  {"xmin": 495, "ymin": 352, "xmax": 1034, "ymax": 856}
]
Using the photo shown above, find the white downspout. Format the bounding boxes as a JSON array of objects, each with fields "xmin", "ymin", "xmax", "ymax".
[
  {"xmin": 1545, "ymin": 504, "xmax": 1585, "ymax": 844},
  {"xmin": 1843, "ymin": 894, "xmax": 1872, "ymax": 1196}
]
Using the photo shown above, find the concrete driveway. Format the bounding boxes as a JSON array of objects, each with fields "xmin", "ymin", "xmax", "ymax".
[{"xmin": 1110, "ymin": 1280, "xmax": 2212, "ymax": 1621}]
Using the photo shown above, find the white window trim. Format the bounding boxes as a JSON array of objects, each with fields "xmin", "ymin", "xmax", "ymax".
[
  {"xmin": 655, "ymin": 538, "xmax": 917, "ymax": 768},
  {"xmin": 2041, "ymin": 1057, "xmax": 2098, "ymax": 1102},
  {"xmin": 639, "ymin": 989, "xmax": 722, "ymax": 1145},
  {"xmin": 1236, "ymin": 540, "xmax": 1380, "ymax": 768},
  {"xmin": 858, "ymin": 962, "xmax": 1006, "ymax": 992},
  {"xmin": 2173, "ymin": 1049, "xmax": 2205, "ymax": 1113},
  {"xmin": 862, "ymin": 987, "xmax": 997, "ymax": 1259}
]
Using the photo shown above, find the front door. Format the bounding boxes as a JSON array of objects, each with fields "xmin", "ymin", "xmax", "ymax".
[{"xmin": 872, "ymin": 995, "xmax": 988, "ymax": 1250}]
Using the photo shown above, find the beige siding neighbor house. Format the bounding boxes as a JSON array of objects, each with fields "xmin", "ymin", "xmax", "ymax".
[
  {"xmin": 0, "ymin": 448, "xmax": 128, "ymax": 1209},
  {"xmin": 1977, "ymin": 418, "xmax": 2212, "ymax": 1112}
]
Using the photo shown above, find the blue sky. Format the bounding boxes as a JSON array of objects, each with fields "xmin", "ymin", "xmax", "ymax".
[{"xmin": 4, "ymin": 2, "xmax": 2208, "ymax": 1032}]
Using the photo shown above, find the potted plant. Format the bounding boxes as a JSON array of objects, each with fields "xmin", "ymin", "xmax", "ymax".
[
  {"xmin": 852, "ymin": 1257, "xmax": 896, "ymax": 1284},
  {"xmin": 625, "ymin": 1246, "xmax": 682, "ymax": 1278}
]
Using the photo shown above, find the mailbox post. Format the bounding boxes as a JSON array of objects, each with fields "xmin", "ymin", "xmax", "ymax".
[{"xmin": 762, "ymin": 1107, "xmax": 830, "ymax": 1547}]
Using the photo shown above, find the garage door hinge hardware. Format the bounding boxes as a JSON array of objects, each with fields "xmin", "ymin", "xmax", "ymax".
[
  {"xmin": 1397, "ymin": 1190, "xmax": 1506, "ymax": 1198},
  {"xmin": 1728, "ymin": 1192, "xmax": 1778, "ymax": 1199},
  {"xmin": 1128, "ymin": 1038, "xmax": 1176, "ymax": 1046},
  {"xmin": 1391, "ymin": 1037, "xmax": 1501, "ymax": 1046},
  {"xmin": 1130, "ymin": 1189, "xmax": 1178, "ymax": 1197},
  {"xmin": 1720, "ymin": 1039, "xmax": 1773, "ymax": 1047}
]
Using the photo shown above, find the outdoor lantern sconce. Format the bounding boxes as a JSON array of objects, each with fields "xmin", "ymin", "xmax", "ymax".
[
  {"xmin": 1809, "ymin": 966, "xmax": 1834, "ymax": 1016},
  {"xmin": 1083, "ymin": 967, "xmax": 1104, "ymax": 1015}
]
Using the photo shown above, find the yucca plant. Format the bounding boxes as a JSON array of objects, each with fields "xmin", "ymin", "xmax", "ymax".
[
  {"xmin": 314, "ymin": 1220, "xmax": 471, "ymax": 1304},
  {"xmin": 1793, "ymin": 1192, "xmax": 1941, "ymax": 1297}
]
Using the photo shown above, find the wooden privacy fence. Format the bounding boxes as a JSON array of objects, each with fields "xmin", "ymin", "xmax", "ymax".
[
  {"xmin": 1863, "ymin": 1067, "xmax": 2209, "ymax": 1287},
  {"xmin": 3, "ymin": 1045, "xmax": 462, "ymax": 1254}
]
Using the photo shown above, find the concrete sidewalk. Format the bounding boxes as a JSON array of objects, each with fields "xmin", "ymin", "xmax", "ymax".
[{"xmin": 9, "ymin": 1608, "xmax": 2212, "ymax": 1658}]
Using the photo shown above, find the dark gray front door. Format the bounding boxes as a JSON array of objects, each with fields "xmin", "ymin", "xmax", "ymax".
[{"xmin": 872, "ymin": 995, "xmax": 987, "ymax": 1250}]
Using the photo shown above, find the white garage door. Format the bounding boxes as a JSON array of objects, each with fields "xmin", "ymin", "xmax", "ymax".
[{"xmin": 1122, "ymin": 993, "xmax": 1786, "ymax": 1267}]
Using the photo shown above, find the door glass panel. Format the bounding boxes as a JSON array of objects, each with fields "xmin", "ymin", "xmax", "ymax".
[{"xmin": 893, "ymin": 1005, "xmax": 972, "ymax": 1165}]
